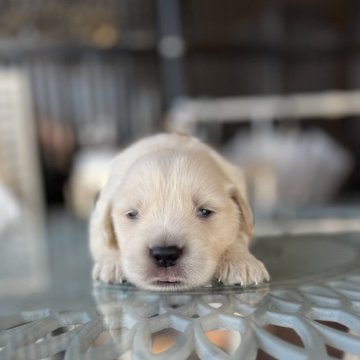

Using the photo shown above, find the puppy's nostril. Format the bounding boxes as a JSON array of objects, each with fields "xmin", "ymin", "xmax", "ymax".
[{"xmin": 150, "ymin": 246, "xmax": 182, "ymax": 268}]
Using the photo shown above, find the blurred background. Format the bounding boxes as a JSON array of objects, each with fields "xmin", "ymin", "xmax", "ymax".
[{"xmin": 1, "ymin": 0, "xmax": 360, "ymax": 314}]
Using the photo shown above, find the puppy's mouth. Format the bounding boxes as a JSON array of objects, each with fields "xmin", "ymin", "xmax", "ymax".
[
  {"xmin": 155, "ymin": 280, "xmax": 182, "ymax": 285},
  {"xmin": 152, "ymin": 276, "xmax": 185, "ymax": 287}
]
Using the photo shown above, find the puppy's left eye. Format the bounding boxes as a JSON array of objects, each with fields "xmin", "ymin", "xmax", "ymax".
[
  {"xmin": 126, "ymin": 210, "xmax": 139, "ymax": 219},
  {"xmin": 197, "ymin": 208, "xmax": 214, "ymax": 218}
]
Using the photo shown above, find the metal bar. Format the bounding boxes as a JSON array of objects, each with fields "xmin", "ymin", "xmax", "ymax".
[
  {"xmin": 168, "ymin": 91, "xmax": 360, "ymax": 133},
  {"xmin": 156, "ymin": 0, "xmax": 186, "ymax": 108}
]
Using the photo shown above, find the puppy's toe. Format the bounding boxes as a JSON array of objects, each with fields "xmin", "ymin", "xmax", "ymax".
[
  {"xmin": 217, "ymin": 255, "xmax": 269, "ymax": 286},
  {"xmin": 245, "ymin": 259, "xmax": 270, "ymax": 285},
  {"xmin": 92, "ymin": 262, "xmax": 124, "ymax": 284}
]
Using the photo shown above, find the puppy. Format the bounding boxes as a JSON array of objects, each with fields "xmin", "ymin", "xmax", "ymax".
[{"xmin": 90, "ymin": 133, "xmax": 269, "ymax": 290}]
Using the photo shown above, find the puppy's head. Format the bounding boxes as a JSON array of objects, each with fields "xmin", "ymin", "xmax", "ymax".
[{"xmin": 97, "ymin": 148, "xmax": 253, "ymax": 290}]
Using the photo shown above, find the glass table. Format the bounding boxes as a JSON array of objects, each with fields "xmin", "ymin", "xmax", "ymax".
[{"xmin": 1, "ymin": 225, "xmax": 360, "ymax": 359}]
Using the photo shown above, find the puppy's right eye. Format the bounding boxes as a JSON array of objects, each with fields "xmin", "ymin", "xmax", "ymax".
[
  {"xmin": 197, "ymin": 208, "xmax": 214, "ymax": 218},
  {"xmin": 126, "ymin": 210, "xmax": 139, "ymax": 219}
]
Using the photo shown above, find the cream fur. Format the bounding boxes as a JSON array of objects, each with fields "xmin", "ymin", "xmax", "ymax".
[{"xmin": 89, "ymin": 133, "xmax": 269, "ymax": 290}]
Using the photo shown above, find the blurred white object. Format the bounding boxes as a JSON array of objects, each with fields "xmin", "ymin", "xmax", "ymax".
[
  {"xmin": 68, "ymin": 150, "xmax": 117, "ymax": 218},
  {"xmin": 224, "ymin": 130, "xmax": 354, "ymax": 208},
  {"xmin": 0, "ymin": 184, "xmax": 21, "ymax": 234},
  {"xmin": 167, "ymin": 91, "xmax": 358, "ymax": 212},
  {"xmin": 0, "ymin": 69, "xmax": 48, "ymax": 295},
  {"xmin": 0, "ymin": 70, "xmax": 44, "ymax": 217}
]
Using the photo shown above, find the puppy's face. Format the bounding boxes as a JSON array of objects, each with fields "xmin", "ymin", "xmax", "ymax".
[{"xmin": 111, "ymin": 150, "xmax": 244, "ymax": 290}]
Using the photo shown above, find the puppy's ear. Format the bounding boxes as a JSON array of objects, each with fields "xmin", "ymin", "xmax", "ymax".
[
  {"xmin": 90, "ymin": 192, "xmax": 118, "ymax": 252},
  {"xmin": 228, "ymin": 185, "xmax": 254, "ymax": 238}
]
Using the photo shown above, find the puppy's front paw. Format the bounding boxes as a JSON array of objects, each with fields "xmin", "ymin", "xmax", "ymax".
[
  {"xmin": 216, "ymin": 254, "xmax": 269, "ymax": 286},
  {"xmin": 92, "ymin": 262, "xmax": 124, "ymax": 284}
]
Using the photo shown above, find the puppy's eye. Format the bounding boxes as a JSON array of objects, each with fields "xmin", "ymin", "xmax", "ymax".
[
  {"xmin": 197, "ymin": 208, "xmax": 213, "ymax": 218},
  {"xmin": 126, "ymin": 210, "xmax": 139, "ymax": 219}
]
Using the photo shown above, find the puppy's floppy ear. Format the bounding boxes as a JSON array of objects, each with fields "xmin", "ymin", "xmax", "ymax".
[
  {"xmin": 90, "ymin": 190, "xmax": 118, "ymax": 252},
  {"xmin": 228, "ymin": 185, "xmax": 254, "ymax": 238}
]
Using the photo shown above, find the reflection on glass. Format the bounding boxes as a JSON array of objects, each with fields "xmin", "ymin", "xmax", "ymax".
[{"xmin": 93, "ymin": 284, "xmax": 269, "ymax": 359}]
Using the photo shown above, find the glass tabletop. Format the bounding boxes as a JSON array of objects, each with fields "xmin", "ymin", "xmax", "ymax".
[{"xmin": 1, "ymin": 210, "xmax": 360, "ymax": 359}]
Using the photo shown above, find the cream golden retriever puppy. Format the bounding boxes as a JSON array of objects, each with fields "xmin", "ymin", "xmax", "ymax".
[{"xmin": 90, "ymin": 133, "xmax": 269, "ymax": 290}]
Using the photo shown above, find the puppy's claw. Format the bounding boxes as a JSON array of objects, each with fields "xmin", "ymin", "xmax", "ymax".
[
  {"xmin": 92, "ymin": 262, "xmax": 124, "ymax": 284},
  {"xmin": 216, "ymin": 254, "xmax": 269, "ymax": 287}
]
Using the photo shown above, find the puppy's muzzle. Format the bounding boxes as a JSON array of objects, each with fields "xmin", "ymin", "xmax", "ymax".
[{"xmin": 150, "ymin": 246, "xmax": 183, "ymax": 268}]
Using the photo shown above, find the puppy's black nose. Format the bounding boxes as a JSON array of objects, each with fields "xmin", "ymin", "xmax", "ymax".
[{"xmin": 150, "ymin": 246, "xmax": 182, "ymax": 268}]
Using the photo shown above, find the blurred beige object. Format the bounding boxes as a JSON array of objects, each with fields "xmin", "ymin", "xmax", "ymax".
[
  {"xmin": 242, "ymin": 163, "xmax": 277, "ymax": 213},
  {"xmin": 0, "ymin": 70, "xmax": 48, "ymax": 295},
  {"xmin": 68, "ymin": 150, "xmax": 117, "ymax": 219}
]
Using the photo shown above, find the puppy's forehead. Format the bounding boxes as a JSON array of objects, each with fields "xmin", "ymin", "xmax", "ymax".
[{"xmin": 119, "ymin": 148, "xmax": 229, "ymax": 198}]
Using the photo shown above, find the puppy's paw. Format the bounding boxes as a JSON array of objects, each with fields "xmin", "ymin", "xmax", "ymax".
[
  {"xmin": 92, "ymin": 261, "xmax": 124, "ymax": 284},
  {"xmin": 216, "ymin": 254, "xmax": 269, "ymax": 286}
]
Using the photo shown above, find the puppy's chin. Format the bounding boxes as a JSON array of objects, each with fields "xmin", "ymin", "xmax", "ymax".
[{"xmin": 122, "ymin": 256, "xmax": 217, "ymax": 291}]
